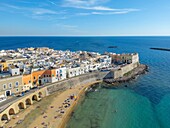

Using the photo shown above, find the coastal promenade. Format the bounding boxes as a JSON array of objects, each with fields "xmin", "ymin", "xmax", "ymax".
[{"xmin": 0, "ymin": 89, "xmax": 41, "ymax": 112}]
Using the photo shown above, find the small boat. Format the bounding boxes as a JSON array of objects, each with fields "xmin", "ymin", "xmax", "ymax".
[
  {"xmin": 108, "ymin": 46, "xmax": 117, "ymax": 48},
  {"xmin": 94, "ymin": 89, "xmax": 98, "ymax": 92},
  {"xmin": 112, "ymin": 110, "xmax": 118, "ymax": 113}
]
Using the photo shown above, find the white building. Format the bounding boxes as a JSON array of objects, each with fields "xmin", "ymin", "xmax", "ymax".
[
  {"xmin": 88, "ymin": 63, "xmax": 101, "ymax": 71},
  {"xmin": 9, "ymin": 65, "xmax": 20, "ymax": 76},
  {"xmin": 67, "ymin": 67, "xmax": 81, "ymax": 78},
  {"xmin": 99, "ymin": 56, "xmax": 112, "ymax": 64},
  {"xmin": 99, "ymin": 56, "xmax": 112, "ymax": 68},
  {"xmin": 55, "ymin": 67, "xmax": 67, "ymax": 81}
]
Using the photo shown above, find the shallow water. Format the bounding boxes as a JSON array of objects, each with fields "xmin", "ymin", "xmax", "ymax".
[{"xmin": 66, "ymin": 83, "xmax": 164, "ymax": 128}]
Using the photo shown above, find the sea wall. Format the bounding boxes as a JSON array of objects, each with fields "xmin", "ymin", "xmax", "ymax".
[
  {"xmin": 47, "ymin": 71, "xmax": 109, "ymax": 94},
  {"xmin": 113, "ymin": 62, "xmax": 139, "ymax": 79},
  {"xmin": 104, "ymin": 64, "xmax": 148, "ymax": 84}
]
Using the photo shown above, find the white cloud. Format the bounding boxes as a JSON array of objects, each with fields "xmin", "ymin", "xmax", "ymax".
[
  {"xmin": 63, "ymin": 0, "xmax": 111, "ymax": 11},
  {"xmin": 0, "ymin": 0, "xmax": 140, "ymax": 22},
  {"xmin": 0, "ymin": 3, "xmax": 59, "ymax": 15},
  {"xmin": 64, "ymin": 0, "xmax": 101, "ymax": 6},
  {"xmin": 76, "ymin": 8, "xmax": 139, "ymax": 16},
  {"xmin": 47, "ymin": 0, "xmax": 58, "ymax": 6},
  {"xmin": 91, "ymin": 9, "xmax": 139, "ymax": 15},
  {"xmin": 67, "ymin": 5, "xmax": 116, "ymax": 11},
  {"xmin": 32, "ymin": 8, "xmax": 58, "ymax": 15},
  {"xmin": 62, "ymin": 0, "xmax": 139, "ymax": 15}
]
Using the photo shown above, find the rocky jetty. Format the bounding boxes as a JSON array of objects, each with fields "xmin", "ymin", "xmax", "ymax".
[
  {"xmin": 150, "ymin": 48, "xmax": 170, "ymax": 51},
  {"xmin": 108, "ymin": 46, "xmax": 117, "ymax": 48},
  {"xmin": 103, "ymin": 64, "xmax": 149, "ymax": 84}
]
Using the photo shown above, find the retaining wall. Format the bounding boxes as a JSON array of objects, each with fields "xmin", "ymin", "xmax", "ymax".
[
  {"xmin": 113, "ymin": 63, "xmax": 139, "ymax": 79},
  {"xmin": 47, "ymin": 71, "xmax": 109, "ymax": 94}
]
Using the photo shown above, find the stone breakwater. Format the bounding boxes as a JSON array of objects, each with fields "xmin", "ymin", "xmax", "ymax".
[
  {"xmin": 150, "ymin": 47, "xmax": 170, "ymax": 51},
  {"xmin": 103, "ymin": 64, "xmax": 149, "ymax": 84}
]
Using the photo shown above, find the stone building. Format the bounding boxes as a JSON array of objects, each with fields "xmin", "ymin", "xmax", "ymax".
[{"xmin": 0, "ymin": 75, "xmax": 22, "ymax": 97}]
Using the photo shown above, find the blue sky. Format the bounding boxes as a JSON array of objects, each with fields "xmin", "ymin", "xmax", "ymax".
[{"xmin": 0, "ymin": 0, "xmax": 170, "ymax": 36}]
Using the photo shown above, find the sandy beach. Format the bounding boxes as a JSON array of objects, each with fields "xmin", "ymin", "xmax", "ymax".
[{"xmin": 5, "ymin": 81, "xmax": 100, "ymax": 128}]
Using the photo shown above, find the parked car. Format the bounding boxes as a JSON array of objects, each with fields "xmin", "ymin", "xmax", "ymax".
[
  {"xmin": 31, "ymin": 86, "xmax": 38, "ymax": 90},
  {"xmin": 0, "ymin": 95, "xmax": 7, "ymax": 103},
  {"xmin": 17, "ymin": 92, "xmax": 25, "ymax": 97},
  {"xmin": 25, "ymin": 90, "xmax": 30, "ymax": 93}
]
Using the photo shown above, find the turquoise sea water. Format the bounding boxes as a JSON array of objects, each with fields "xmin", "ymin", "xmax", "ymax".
[
  {"xmin": 0, "ymin": 36, "xmax": 170, "ymax": 128},
  {"xmin": 66, "ymin": 83, "xmax": 170, "ymax": 128}
]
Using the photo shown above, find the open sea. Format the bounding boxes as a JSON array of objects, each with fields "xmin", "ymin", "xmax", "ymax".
[{"xmin": 0, "ymin": 36, "xmax": 170, "ymax": 128}]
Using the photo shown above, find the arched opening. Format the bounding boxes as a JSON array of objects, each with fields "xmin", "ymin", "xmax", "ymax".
[
  {"xmin": 25, "ymin": 98, "xmax": 32, "ymax": 105},
  {"xmin": 1, "ymin": 114, "xmax": 8, "ymax": 122},
  {"xmin": 18, "ymin": 102, "xmax": 25, "ymax": 110},
  {"xmin": 32, "ymin": 95, "xmax": 38, "ymax": 101},
  {"xmin": 9, "ymin": 108, "xmax": 15, "ymax": 115},
  {"xmin": 38, "ymin": 92, "xmax": 43, "ymax": 98}
]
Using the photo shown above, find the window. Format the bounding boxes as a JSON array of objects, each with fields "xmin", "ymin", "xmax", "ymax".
[
  {"xmin": 44, "ymin": 75, "xmax": 46, "ymax": 77},
  {"xmin": 29, "ymin": 81, "xmax": 31, "ymax": 83},
  {"xmin": 34, "ymin": 76, "xmax": 36, "ymax": 79},
  {"xmin": 52, "ymin": 74, "xmax": 54, "ymax": 77},
  {"xmin": 16, "ymin": 88, "xmax": 19, "ymax": 92},
  {"xmin": 8, "ymin": 83, "xmax": 12, "ymax": 88},
  {"xmin": 24, "ymin": 83, "xmax": 26, "ymax": 85},
  {"xmin": 15, "ymin": 72, "xmax": 17, "ymax": 74},
  {"xmin": 3, "ymin": 84, "xmax": 6, "ymax": 89},
  {"xmin": 15, "ymin": 82, "xmax": 19, "ymax": 87}
]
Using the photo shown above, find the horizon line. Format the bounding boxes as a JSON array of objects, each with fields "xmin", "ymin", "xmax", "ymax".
[{"xmin": 0, "ymin": 35, "xmax": 170, "ymax": 37}]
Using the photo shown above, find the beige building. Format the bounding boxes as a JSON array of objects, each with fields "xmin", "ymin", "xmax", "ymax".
[
  {"xmin": 111, "ymin": 53, "xmax": 139, "ymax": 64},
  {"xmin": 0, "ymin": 75, "xmax": 22, "ymax": 97}
]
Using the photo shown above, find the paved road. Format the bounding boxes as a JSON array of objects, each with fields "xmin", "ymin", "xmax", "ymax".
[
  {"xmin": 0, "ymin": 89, "xmax": 39, "ymax": 108},
  {"xmin": 0, "ymin": 97, "xmax": 17, "ymax": 108}
]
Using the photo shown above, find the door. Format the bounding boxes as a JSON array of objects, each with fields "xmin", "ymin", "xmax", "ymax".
[
  {"xmin": 39, "ymin": 79, "xmax": 42, "ymax": 85},
  {"xmin": 6, "ymin": 90, "xmax": 11, "ymax": 96}
]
